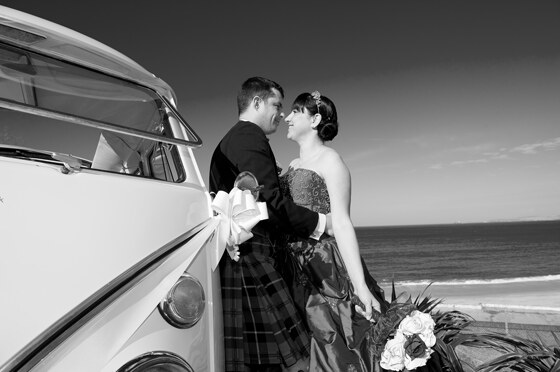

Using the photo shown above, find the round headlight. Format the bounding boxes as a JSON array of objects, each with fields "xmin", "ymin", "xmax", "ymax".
[
  {"xmin": 117, "ymin": 351, "xmax": 193, "ymax": 372},
  {"xmin": 158, "ymin": 273, "xmax": 205, "ymax": 328}
]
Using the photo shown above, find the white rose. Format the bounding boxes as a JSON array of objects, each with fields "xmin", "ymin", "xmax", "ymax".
[
  {"xmin": 419, "ymin": 331, "xmax": 436, "ymax": 348},
  {"xmin": 414, "ymin": 311, "xmax": 435, "ymax": 331},
  {"xmin": 380, "ymin": 334, "xmax": 406, "ymax": 371},
  {"xmin": 404, "ymin": 353, "xmax": 428, "ymax": 370},
  {"xmin": 398, "ymin": 310, "xmax": 434, "ymax": 336},
  {"xmin": 398, "ymin": 312, "xmax": 424, "ymax": 335}
]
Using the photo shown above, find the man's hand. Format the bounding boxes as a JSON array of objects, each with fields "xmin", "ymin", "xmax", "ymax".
[{"xmin": 325, "ymin": 213, "xmax": 334, "ymax": 236}]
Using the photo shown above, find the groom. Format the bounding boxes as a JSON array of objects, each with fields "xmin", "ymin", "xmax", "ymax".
[{"xmin": 209, "ymin": 77, "xmax": 331, "ymax": 372}]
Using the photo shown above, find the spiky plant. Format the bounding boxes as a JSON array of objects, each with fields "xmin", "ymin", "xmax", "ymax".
[
  {"xmin": 376, "ymin": 282, "xmax": 475, "ymax": 372},
  {"xmin": 377, "ymin": 283, "xmax": 560, "ymax": 372},
  {"xmin": 467, "ymin": 333, "xmax": 560, "ymax": 372}
]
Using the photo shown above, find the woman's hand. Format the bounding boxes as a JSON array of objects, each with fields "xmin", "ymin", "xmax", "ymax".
[{"xmin": 354, "ymin": 283, "xmax": 381, "ymax": 322}]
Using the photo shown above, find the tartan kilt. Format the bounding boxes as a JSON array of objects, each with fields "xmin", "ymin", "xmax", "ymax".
[{"xmin": 220, "ymin": 234, "xmax": 310, "ymax": 371}]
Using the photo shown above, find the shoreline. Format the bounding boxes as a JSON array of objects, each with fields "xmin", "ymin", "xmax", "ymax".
[{"xmin": 380, "ymin": 279, "xmax": 560, "ymax": 325}]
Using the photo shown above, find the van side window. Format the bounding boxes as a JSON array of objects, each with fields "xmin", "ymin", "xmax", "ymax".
[{"xmin": 0, "ymin": 42, "xmax": 188, "ymax": 183}]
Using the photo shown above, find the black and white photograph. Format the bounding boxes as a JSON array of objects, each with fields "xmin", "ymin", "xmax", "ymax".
[{"xmin": 1, "ymin": 2, "xmax": 559, "ymax": 371}]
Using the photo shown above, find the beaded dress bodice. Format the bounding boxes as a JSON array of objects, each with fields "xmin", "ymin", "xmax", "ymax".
[{"xmin": 279, "ymin": 167, "xmax": 330, "ymax": 215}]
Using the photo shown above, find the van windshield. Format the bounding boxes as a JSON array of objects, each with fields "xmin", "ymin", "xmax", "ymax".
[{"xmin": 0, "ymin": 42, "xmax": 197, "ymax": 182}]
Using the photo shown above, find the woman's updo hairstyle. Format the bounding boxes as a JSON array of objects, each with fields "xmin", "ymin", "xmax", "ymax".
[{"xmin": 291, "ymin": 91, "xmax": 339, "ymax": 142}]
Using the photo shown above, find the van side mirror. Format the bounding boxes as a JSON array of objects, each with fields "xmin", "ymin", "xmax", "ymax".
[{"xmin": 233, "ymin": 171, "xmax": 263, "ymax": 201}]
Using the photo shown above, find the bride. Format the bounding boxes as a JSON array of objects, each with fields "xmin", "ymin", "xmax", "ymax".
[{"xmin": 279, "ymin": 91, "xmax": 388, "ymax": 372}]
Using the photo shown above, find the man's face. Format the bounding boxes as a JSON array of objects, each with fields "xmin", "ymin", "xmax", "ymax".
[{"xmin": 257, "ymin": 88, "xmax": 284, "ymax": 135}]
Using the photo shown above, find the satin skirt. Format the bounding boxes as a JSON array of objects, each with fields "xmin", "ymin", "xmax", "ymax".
[{"xmin": 283, "ymin": 236, "xmax": 388, "ymax": 372}]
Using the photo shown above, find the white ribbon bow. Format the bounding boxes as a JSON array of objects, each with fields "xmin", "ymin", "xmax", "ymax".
[{"xmin": 210, "ymin": 187, "xmax": 268, "ymax": 270}]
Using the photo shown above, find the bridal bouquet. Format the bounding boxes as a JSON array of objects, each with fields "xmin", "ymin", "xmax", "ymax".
[
  {"xmin": 363, "ymin": 294, "xmax": 439, "ymax": 371},
  {"xmin": 379, "ymin": 308, "xmax": 436, "ymax": 370},
  {"xmin": 359, "ymin": 283, "xmax": 559, "ymax": 372}
]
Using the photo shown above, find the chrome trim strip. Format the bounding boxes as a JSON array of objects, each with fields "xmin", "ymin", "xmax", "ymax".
[
  {"xmin": 0, "ymin": 218, "xmax": 212, "ymax": 372},
  {"xmin": 159, "ymin": 95, "xmax": 202, "ymax": 147},
  {"xmin": 0, "ymin": 100, "xmax": 201, "ymax": 148}
]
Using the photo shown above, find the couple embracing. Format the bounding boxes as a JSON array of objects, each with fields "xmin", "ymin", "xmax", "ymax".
[{"xmin": 209, "ymin": 77, "xmax": 388, "ymax": 372}]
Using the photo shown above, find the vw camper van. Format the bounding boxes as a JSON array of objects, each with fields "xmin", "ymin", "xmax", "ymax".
[{"xmin": 0, "ymin": 5, "xmax": 223, "ymax": 371}]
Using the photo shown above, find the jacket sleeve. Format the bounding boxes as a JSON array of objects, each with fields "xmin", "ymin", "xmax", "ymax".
[{"xmin": 228, "ymin": 127, "xmax": 319, "ymax": 238}]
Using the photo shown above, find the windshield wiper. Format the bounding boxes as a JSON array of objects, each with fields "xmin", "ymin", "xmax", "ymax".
[{"xmin": 0, "ymin": 146, "xmax": 91, "ymax": 173}]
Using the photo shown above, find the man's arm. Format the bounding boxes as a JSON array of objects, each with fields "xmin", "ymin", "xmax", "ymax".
[{"xmin": 229, "ymin": 125, "xmax": 319, "ymax": 238}]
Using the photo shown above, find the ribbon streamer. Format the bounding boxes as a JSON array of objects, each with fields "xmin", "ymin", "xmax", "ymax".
[{"xmin": 211, "ymin": 187, "xmax": 268, "ymax": 270}]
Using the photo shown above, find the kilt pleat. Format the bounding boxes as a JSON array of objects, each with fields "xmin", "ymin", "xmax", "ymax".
[{"xmin": 220, "ymin": 237, "xmax": 310, "ymax": 371}]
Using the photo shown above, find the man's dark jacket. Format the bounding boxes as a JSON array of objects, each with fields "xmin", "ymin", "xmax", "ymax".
[{"xmin": 209, "ymin": 120, "xmax": 318, "ymax": 239}]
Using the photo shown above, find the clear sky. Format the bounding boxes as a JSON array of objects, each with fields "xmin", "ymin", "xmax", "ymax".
[{"xmin": 4, "ymin": 1, "xmax": 560, "ymax": 226}]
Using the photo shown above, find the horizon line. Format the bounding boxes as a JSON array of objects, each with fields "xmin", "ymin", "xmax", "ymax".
[{"xmin": 355, "ymin": 218, "xmax": 560, "ymax": 229}]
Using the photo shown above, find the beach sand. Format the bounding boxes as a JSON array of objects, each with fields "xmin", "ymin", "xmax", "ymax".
[{"xmin": 380, "ymin": 279, "xmax": 560, "ymax": 325}]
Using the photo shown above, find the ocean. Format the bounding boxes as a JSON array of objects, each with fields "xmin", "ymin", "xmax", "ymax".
[{"xmin": 356, "ymin": 220, "xmax": 560, "ymax": 286}]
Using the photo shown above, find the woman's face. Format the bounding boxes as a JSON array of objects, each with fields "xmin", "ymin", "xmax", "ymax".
[{"xmin": 284, "ymin": 107, "xmax": 315, "ymax": 141}]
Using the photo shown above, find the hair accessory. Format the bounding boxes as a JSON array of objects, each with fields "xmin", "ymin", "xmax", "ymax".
[{"xmin": 311, "ymin": 90, "xmax": 322, "ymax": 110}]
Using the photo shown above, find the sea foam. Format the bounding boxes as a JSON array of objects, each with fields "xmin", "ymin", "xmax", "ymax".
[{"xmin": 388, "ymin": 274, "xmax": 560, "ymax": 286}]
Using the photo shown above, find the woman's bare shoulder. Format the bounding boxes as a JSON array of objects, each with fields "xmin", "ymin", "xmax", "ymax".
[
  {"xmin": 322, "ymin": 147, "xmax": 347, "ymax": 168},
  {"xmin": 321, "ymin": 147, "xmax": 342, "ymax": 161},
  {"xmin": 319, "ymin": 147, "xmax": 349, "ymax": 178}
]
